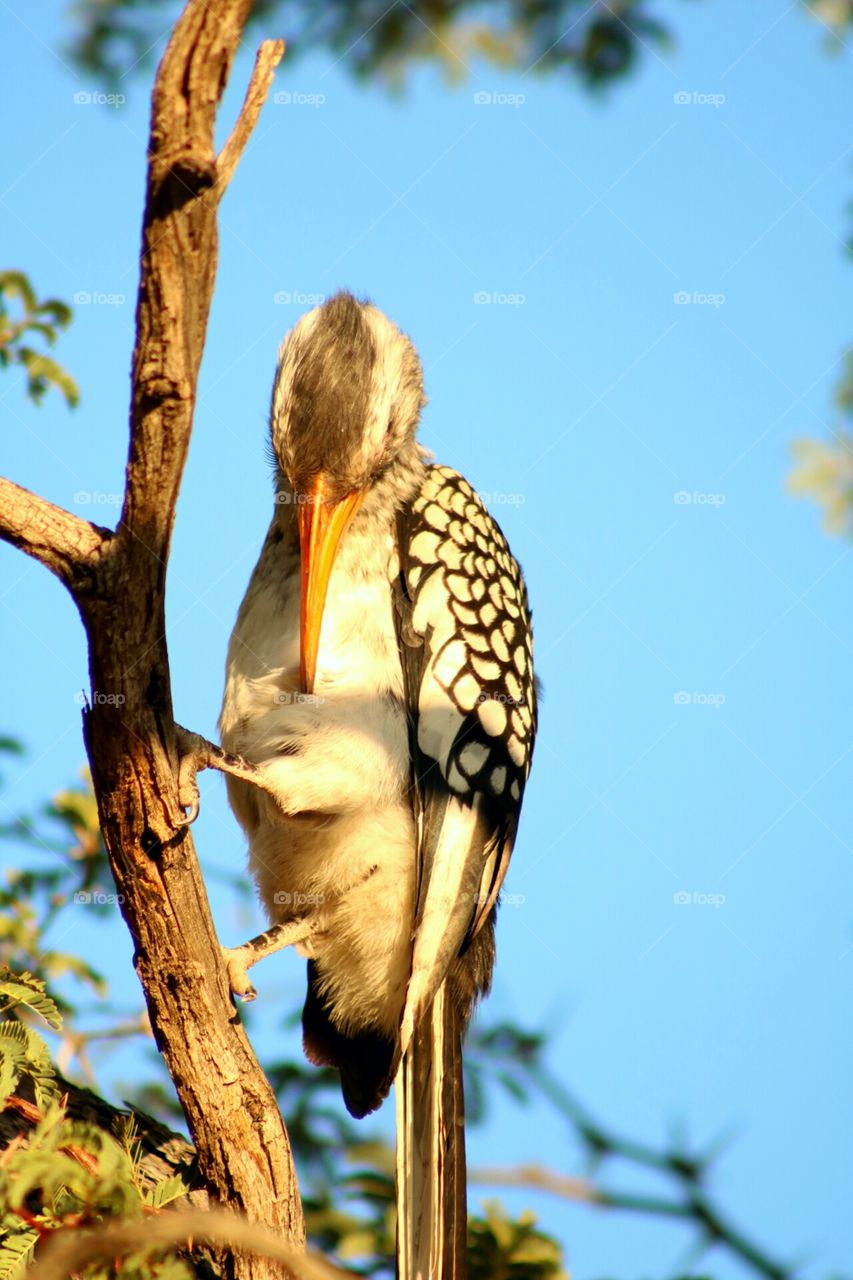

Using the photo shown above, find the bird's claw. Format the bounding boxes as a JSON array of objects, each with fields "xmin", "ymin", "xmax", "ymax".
[
  {"xmin": 170, "ymin": 724, "xmax": 270, "ymax": 831},
  {"xmin": 170, "ymin": 726, "xmax": 205, "ymax": 829},
  {"xmin": 176, "ymin": 765, "xmax": 201, "ymax": 826},
  {"xmin": 221, "ymin": 920, "xmax": 317, "ymax": 1002},
  {"xmin": 171, "ymin": 803, "xmax": 199, "ymax": 829},
  {"xmin": 223, "ymin": 947, "xmax": 258, "ymax": 1001}
]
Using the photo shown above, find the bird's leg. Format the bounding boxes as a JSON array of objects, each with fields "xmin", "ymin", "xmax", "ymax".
[
  {"xmin": 224, "ymin": 919, "xmax": 317, "ymax": 1001},
  {"xmin": 173, "ymin": 725, "xmax": 270, "ymax": 826},
  {"xmin": 172, "ymin": 727, "xmax": 319, "ymax": 999}
]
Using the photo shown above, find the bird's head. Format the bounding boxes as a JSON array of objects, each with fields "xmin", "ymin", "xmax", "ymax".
[{"xmin": 270, "ymin": 290, "xmax": 426, "ymax": 693}]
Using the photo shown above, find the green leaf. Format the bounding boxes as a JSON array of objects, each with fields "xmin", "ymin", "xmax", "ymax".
[
  {"xmin": 17, "ymin": 349, "xmax": 79, "ymax": 408},
  {"xmin": 0, "ymin": 1034, "xmax": 29, "ymax": 1105},
  {"xmin": 0, "ymin": 1227, "xmax": 40, "ymax": 1280},
  {"xmin": 0, "ymin": 272, "xmax": 77, "ymax": 407},
  {"xmin": 34, "ymin": 298, "xmax": 72, "ymax": 328},
  {"xmin": 142, "ymin": 1173, "xmax": 190, "ymax": 1209},
  {"xmin": 0, "ymin": 272, "xmax": 36, "ymax": 312},
  {"xmin": 0, "ymin": 970, "xmax": 63, "ymax": 1028},
  {"xmin": 789, "ymin": 432, "xmax": 853, "ymax": 535}
]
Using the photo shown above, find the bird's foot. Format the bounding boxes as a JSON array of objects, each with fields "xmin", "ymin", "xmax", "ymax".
[
  {"xmin": 172, "ymin": 724, "xmax": 263, "ymax": 828},
  {"xmin": 223, "ymin": 919, "xmax": 318, "ymax": 1000}
]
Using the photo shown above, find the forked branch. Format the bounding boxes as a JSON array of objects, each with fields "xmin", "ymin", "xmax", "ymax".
[{"xmin": 0, "ymin": 4, "xmax": 305, "ymax": 1279}]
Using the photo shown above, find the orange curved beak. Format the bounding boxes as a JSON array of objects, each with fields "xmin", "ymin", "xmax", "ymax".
[{"xmin": 297, "ymin": 473, "xmax": 365, "ymax": 694}]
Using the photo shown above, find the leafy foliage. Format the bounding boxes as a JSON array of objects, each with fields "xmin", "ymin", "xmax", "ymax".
[
  {"xmin": 788, "ymin": 432, "xmax": 853, "ymax": 533},
  {"xmin": 0, "ymin": 967, "xmax": 192, "ymax": 1280},
  {"xmin": 65, "ymin": 0, "xmax": 668, "ymax": 91},
  {"xmin": 0, "ymin": 272, "xmax": 78, "ymax": 408},
  {"xmin": 0, "ymin": 971, "xmax": 61, "ymax": 1113},
  {"xmin": 0, "ymin": 742, "xmax": 112, "ymax": 1036},
  {"xmin": 0, "ymin": 1100, "xmax": 193, "ymax": 1280},
  {"xmin": 806, "ymin": 0, "xmax": 853, "ymax": 47},
  {"xmin": 468, "ymin": 1203, "xmax": 567, "ymax": 1280},
  {"xmin": 789, "ymin": 349, "xmax": 853, "ymax": 536}
]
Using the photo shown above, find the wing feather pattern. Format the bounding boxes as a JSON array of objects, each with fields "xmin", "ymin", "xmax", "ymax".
[
  {"xmin": 392, "ymin": 464, "xmax": 536, "ymax": 1280},
  {"xmin": 394, "ymin": 463, "xmax": 537, "ymax": 1032}
]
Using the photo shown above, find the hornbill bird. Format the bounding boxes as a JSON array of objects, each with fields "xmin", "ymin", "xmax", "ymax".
[{"xmin": 209, "ymin": 291, "xmax": 536, "ymax": 1277}]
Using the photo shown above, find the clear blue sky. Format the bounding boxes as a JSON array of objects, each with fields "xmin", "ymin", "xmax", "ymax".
[{"xmin": 1, "ymin": 1, "xmax": 852, "ymax": 1275}]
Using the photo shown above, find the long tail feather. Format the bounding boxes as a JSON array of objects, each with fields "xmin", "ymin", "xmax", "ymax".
[{"xmin": 396, "ymin": 983, "xmax": 467, "ymax": 1279}]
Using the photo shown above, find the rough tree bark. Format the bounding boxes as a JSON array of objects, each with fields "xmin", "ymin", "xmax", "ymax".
[{"xmin": 0, "ymin": 3, "xmax": 304, "ymax": 1278}]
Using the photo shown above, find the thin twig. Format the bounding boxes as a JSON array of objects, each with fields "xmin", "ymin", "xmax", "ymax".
[
  {"xmin": 56, "ymin": 1014, "xmax": 151, "ymax": 1075},
  {"xmin": 218, "ymin": 39, "xmax": 286, "ymax": 189},
  {"xmin": 28, "ymin": 1208, "xmax": 350, "ymax": 1280},
  {"xmin": 469, "ymin": 1163, "xmax": 599, "ymax": 1203}
]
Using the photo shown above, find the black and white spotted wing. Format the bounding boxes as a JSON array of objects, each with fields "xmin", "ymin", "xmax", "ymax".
[
  {"xmin": 394, "ymin": 465, "xmax": 536, "ymax": 1035},
  {"xmin": 397, "ymin": 464, "xmax": 536, "ymax": 807}
]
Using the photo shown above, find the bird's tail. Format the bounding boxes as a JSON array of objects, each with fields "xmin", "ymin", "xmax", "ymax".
[{"xmin": 395, "ymin": 981, "xmax": 467, "ymax": 1280}]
